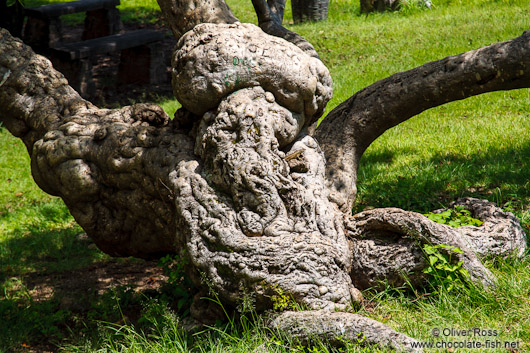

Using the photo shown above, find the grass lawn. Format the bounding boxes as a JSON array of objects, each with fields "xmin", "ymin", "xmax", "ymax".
[{"xmin": 1, "ymin": 0, "xmax": 530, "ymax": 351}]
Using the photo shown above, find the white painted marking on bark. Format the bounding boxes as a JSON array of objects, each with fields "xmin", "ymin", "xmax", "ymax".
[{"xmin": 0, "ymin": 69, "xmax": 11, "ymax": 87}]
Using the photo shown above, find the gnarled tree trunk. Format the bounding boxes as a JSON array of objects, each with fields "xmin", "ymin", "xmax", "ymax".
[{"xmin": 0, "ymin": 1, "xmax": 528, "ymax": 350}]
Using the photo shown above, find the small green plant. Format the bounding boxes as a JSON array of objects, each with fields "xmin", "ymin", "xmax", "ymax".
[
  {"xmin": 269, "ymin": 285, "xmax": 298, "ymax": 312},
  {"xmin": 422, "ymin": 244, "xmax": 470, "ymax": 293},
  {"xmin": 294, "ymin": 344, "xmax": 325, "ymax": 353},
  {"xmin": 424, "ymin": 205, "xmax": 483, "ymax": 228},
  {"xmin": 158, "ymin": 253, "xmax": 195, "ymax": 315}
]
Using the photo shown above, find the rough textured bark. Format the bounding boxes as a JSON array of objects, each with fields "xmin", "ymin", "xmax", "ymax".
[
  {"xmin": 447, "ymin": 198, "xmax": 527, "ymax": 259},
  {"xmin": 169, "ymin": 23, "xmax": 356, "ymax": 311},
  {"xmin": 314, "ymin": 31, "xmax": 530, "ymax": 212},
  {"xmin": 251, "ymin": 0, "xmax": 320, "ymax": 58},
  {"xmin": 291, "ymin": 0, "xmax": 329, "ymax": 23},
  {"xmin": 267, "ymin": 0, "xmax": 286, "ymax": 21},
  {"xmin": 344, "ymin": 198, "xmax": 527, "ymax": 291},
  {"xmin": 155, "ymin": 0, "xmax": 238, "ymax": 39},
  {"xmin": 0, "ymin": 26, "xmax": 356, "ymax": 312},
  {"xmin": 1, "ymin": 8, "xmax": 528, "ymax": 351},
  {"xmin": 0, "ymin": 29, "xmax": 195, "ymax": 258},
  {"xmin": 171, "ymin": 23, "xmax": 330, "ymax": 118}
]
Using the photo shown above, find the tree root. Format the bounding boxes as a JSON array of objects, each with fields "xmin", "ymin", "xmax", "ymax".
[
  {"xmin": 449, "ymin": 197, "xmax": 527, "ymax": 258},
  {"xmin": 1, "ymin": 22, "xmax": 528, "ymax": 353},
  {"xmin": 270, "ymin": 310, "xmax": 422, "ymax": 352}
]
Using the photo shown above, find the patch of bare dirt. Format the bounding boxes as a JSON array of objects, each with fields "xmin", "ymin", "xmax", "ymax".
[{"xmin": 24, "ymin": 257, "xmax": 168, "ymax": 306}]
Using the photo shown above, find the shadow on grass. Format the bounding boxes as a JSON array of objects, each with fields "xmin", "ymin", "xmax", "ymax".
[
  {"xmin": 356, "ymin": 140, "xmax": 530, "ymax": 214},
  {"xmin": 0, "ymin": 216, "xmax": 167, "ymax": 351},
  {"xmin": 0, "ymin": 224, "xmax": 104, "ymax": 280},
  {"xmin": 0, "ymin": 274, "xmax": 162, "ymax": 352}
]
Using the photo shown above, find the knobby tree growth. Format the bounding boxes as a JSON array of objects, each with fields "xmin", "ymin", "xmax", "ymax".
[{"xmin": 1, "ymin": 0, "xmax": 529, "ymax": 351}]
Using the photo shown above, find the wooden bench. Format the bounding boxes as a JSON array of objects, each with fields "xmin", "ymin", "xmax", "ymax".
[
  {"xmin": 49, "ymin": 29, "xmax": 167, "ymax": 97},
  {"xmin": 24, "ymin": 0, "xmax": 122, "ymax": 51}
]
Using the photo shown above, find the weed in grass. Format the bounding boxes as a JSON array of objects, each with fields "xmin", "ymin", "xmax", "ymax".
[
  {"xmin": 421, "ymin": 244, "xmax": 470, "ymax": 294},
  {"xmin": 269, "ymin": 284, "xmax": 298, "ymax": 312},
  {"xmin": 424, "ymin": 205, "xmax": 483, "ymax": 228},
  {"xmin": 158, "ymin": 253, "xmax": 196, "ymax": 316}
]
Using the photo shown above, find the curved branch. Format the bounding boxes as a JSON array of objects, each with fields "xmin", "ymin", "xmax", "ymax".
[
  {"xmin": 343, "ymin": 197, "xmax": 526, "ymax": 291},
  {"xmin": 267, "ymin": 0, "xmax": 286, "ymax": 21},
  {"xmin": 156, "ymin": 0, "xmax": 238, "ymax": 40},
  {"xmin": 448, "ymin": 197, "xmax": 527, "ymax": 258},
  {"xmin": 344, "ymin": 206, "xmax": 496, "ymax": 290},
  {"xmin": 251, "ymin": 0, "xmax": 320, "ymax": 58},
  {"xmin": 315, "ymin": 30, "xmax": 530, "ymax": 212}
]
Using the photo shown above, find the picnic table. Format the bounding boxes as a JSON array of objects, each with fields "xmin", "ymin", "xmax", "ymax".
[{"xmin": 23, "ymin": 0, "xmax": 167, "ymax": 97}]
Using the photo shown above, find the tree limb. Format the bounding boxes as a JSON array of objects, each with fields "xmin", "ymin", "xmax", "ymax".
[
  {"xmin": 250, "ymin": 0, "xmax": 320, "ymax": 58},
  {"xmin": 315, "ymin": 30, "xmax": 530, "ymax": 212},
  {"xmin": 0, "ymin": 28, "xmax": 195, "ymax": 258},
  {"xmin": 156, "ymin": 0, "xmax": 238, "ymax": 40},
  {"xmin": 267, "ymin": 0, "xmax": 286, "ymax": 21}
]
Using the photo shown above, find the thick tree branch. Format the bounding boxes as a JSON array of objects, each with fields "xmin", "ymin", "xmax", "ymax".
[
  {"xmin": 344, "ymin": 197, "xmax": 526, "ymax": 291},
  {"xmin": 0, "ymin": 28, "xmax": 195, "ymax": 258},
  {"xmin": 267, "ymin": 0, "xmax": 286, "ymax": 21},
  {"xmin": 270, "ymin": 310, "xmax": 422, "ymax": 352},
  {"xmin": 156, "ymin": 0, "xmax": 238, "ymax": 40},
  {"xmin": 251, "ymin": 0, "xmax": 320, "ymax": 58},
  {"xmin": 315, "ymin": 30, "xmax": 530, "ymax": 212}
]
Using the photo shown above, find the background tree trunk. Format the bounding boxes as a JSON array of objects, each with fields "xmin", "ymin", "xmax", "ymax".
[
  {"xmin": 251, "ymin": 0, "xmax": 320, "ymax": 57},
  {"xmin": 291, "ymin": 0, "xmax": 329, "ymax": 23},
  {"xmin": 156, "ymin": 0, "xmax": 238, "ymax": 39}
]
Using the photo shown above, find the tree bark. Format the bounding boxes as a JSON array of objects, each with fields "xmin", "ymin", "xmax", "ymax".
[
  {"xmin": 314, "ymin": 31, "xmax": 530, "ymax": 212},
  {"xmin": 267, "ymin": 0, "xmax": 286, "ymax": 21},
  {"xmin": 251, "ymin": 0, "xmax": 320, "ymax": 58},
  {"xmin": 345, "ymin": 197, "xmax": 526, "ymax": 291},
  {"xmin": 0, "ymin": 29, "xmax": 195, "ymax": 258},
  {"xmin": 291, "ymin": 0, "xmax": 329, "ymax": 23},
  {"xmin": 156, "ymin": 0, "xmax": 238, "ymax": 40},
  {"xmin": 270, "ymin": 310, "xmax": 422, "ymax": 352}
]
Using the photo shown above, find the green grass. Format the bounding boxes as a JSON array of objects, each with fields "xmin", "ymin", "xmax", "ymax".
[
  {"xmin": 2, "ymin": 0, "xmax": 530, "ymax": 351},
  {"xmin": 24, "ymin": 0, "xmax": 166, "ymax": 24}
]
